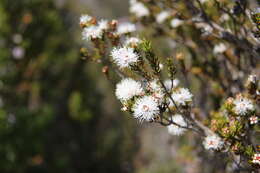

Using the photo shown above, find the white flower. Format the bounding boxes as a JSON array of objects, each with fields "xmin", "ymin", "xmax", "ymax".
[
  {"xmin": 213, "ymin": 43, "xmax": 227, "ymax": 54},
  {"xmin": 130, "ymin": 1, "xmax": 150, "ymax": 18},
  {"xmin": 249, "ymin": 116, "xmax": 258, "ymax": 125},
  {"xmin": 115, "ymin": 78, "xmax": 144, "ymax": 101},
  {"xmin": 170, "ymin": 18, "xmax": 184, "ymax": 28},
  {"xmin": 167, "ymin": 114, "xmax": 187, "ymax": 136},
  {"xmin": 252, "ymin": 153, "xmax": 260, "ymax": 165},
  {"xmin": 170, "ymin": 88, "xmax": 193, "ymax": 106},
  {"xmin": 111, "ymin": 47, "xmax": 139, "ymax": 68},
  {"xmin": 233, "ymin": 97, "xmax": 255, "ymax": 116},
  {"xmin": 132, "ymin": 95, "xmax": 160, "ymax": 122},
  {"xmin": 124, "ymin": 37, "xmax": 141, "ymax": 47},
  {"xmin": 247, "ymin": 74, "xmax": 257, "ymax": 84},
  {"xmin": 117, "ymin": 22, "xmax": 136, "ymax": 35},
  {"xmin": 156, "ymin": 11, "xmax": 171, "ymax": 24},
  {"xmin": 82, "ymin": 26, "xmax": 103, "ymax": 40},
  {"xmin": 164, "ymin": 79, "xmax": 179, "ymax": 91},
  {"xmin": 98, "ymin": 19, "xmax": 109, "ymax": 31},
  {"xmin": 80, "ymin": 15, "xmax": 93, "ymax": 25},
  {"xmin": 203, "ymin": 135, "xmax": 224, "ymax": 150}
]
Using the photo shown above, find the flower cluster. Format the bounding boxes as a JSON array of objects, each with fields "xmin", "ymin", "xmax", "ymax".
[
  {"xmin": 80, "ymin": 15, "xmax": 109, "ymax": 41},
  {"xmin": 79, "ymin": 0, "xmax": 260, "ymax": 168}
]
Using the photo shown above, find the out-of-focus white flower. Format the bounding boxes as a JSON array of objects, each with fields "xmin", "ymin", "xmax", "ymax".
[
  {"xmin": 98, "ymin": 19, "xmax": 109, "ymax": 31},
  {"xmin": 124, "ymin": 37, "xmax": 141, "ymax": 47},
  {"xmin": 233, "ymin": 96, "xmax": 255, "ymax": 116},
  {"xmin": 220, "ymin": 13, "xmax": 230, "ymax": 22},
  {"xmin": 249, "ymin": 116, "xmax": 258, "ymax": 125},
  {"xmin": 132, "ymin": 95, "xmax": 160, "ymax": 122},
  {"xmin": 213, "ymin": 43, "xmax": 227, "ymax": 54},
  {"xmin": 170, "ymin": 88, "xmax": 193, "ymax": 106},
  {"xmin": 170, "ymin": 18, "xmax": 184, "ymax": 28},
  {"xmin": 156, "ymin": 11, "xmax": 171, "ymax": 24},
  {"xmin": 203, "ymin": 135, "xmax": 224, "ymax": 150},
  {"xmin": 115, "ymin": 78, "xmax": 144, "ymax": 101},
  {"xmin": 130, "ymin": 1, "xmax": 149, "ymax": 18},
  {"xmin": 82, "ymin": 26, "xmax": 103, "ymax": 40},
  {"xmin": 147, "ymin": 80, "xmax": 165, "ymax": 104},
  {"xmin": 111, "ymin": 47, "xmax": 139, "ymax": 68},
  {"xmin": 12, "ymin": 46, "xmax": 25, "ymax": 59},
  {"xmin": 117, "ymin": 22, "xmax": 136, "ymax": 35},
  {"xmin": 167, "ymin": 114, "xmax": 187, "ymax": 136},
  {"xmin": 247, "ymin": 74, "xmax": 257, "ymax": 84},
  {"xmin": 252, "ymin": 153, "xmax": 260, "ymax": 165},
  {"xmin": 80, "ymin": 14, "xmax": 93, "ymax": 25},
  {"xmin": 164, "ymin": 79, "xmax": 179, "ymax": 91}
]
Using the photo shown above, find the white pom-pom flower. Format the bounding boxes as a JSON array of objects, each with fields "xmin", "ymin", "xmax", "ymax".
[
  {"xmin": 170, "ymin": 18, "xmax": 184, "ymax": 28},
  {"xmin": 79, "ymin": 14, "xmax": 93, "ymax": 25},
  {"xmin": 233, "ymin": 97, "xmax": 255, "ymax": 116},
  {"xmin": 117, "ymin": 22, "xmax": 136, "ymax": 35},
  {"xmin": 115, "ymin": 78, "xmax": 144, "ymax": 101},
  {"xmin": 98, "ymin": 19, "xmax": 109, "ymax": 31},
  {"xmin": 203, "ymin": 135, "xmax": 224, "ymax": 150},
  {"xmin": 167, "ymin": 114, "xmax": 187, "ymax": 136},
  {"xmin": 130, "ymin": 1, "xmax": 150, "ymax": 18},
  {"xmin": 164, "ymin": 79, "xmax": 179, "ymax": 91},
  {"xmin": 132, "ymin": 95, "xmax": 160, "ymax": 122},
  {"xmin": 170, "ymin": 88, "xmax": 193, "ymax": 106},
  {"xmin": 111, "ymin": 47, "xmax": 139, "ymax": 68},
  {"xmin": 156, "ymin": 11, "xmax": 171, "ymax": 24},
  {"xmin": 82, "ymin": 26, "xmax": 103, "ymax": 41}
]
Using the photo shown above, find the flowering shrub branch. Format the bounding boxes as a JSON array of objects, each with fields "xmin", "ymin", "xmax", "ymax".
[{"xmin": 79, "ymin": 0, "xmax": 259, "ymax": 171}]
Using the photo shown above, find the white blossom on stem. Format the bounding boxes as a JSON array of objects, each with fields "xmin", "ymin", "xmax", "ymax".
[
  {"xmin": 164, "ymin": 79, "xmax": 179, "ymax": 91},
  {"xmin": 117, "ymin": 22, "xmax": 136, "ymax": 35},
  {"xmin": 203, "ymin": 135, "xmax": 224, "ymax": 150},
  {"xmin": 124, "ymin": 37, "xmax": 141, "ymax": 47},
  {"xmin": 170, "ymin": 88, "xmax": 193, "ymax": 106},
  {"xmin": 115, "ymin": 78, "xmax": 144, "ymax": 101},
  {"xmin": 111, "ymin": 47, "xmax": 139, "ymax": 68},
  {"xmin": 233, "ymin": 96, "xmax": 255, "ymax": 116},
  {"xmin": 167, "ymin": 114, "xmax": 187, "ymax": 136},
  {"xmin": 132, "ymin": 95, "xmax": 160, "ymax": 122},
  {"xmin": 79, "ymin": 14, "xmax": 93, "ymax": 26},
  {"xmin": 82, "ymin": 26, "xmax": 103, "ymax": 41}
]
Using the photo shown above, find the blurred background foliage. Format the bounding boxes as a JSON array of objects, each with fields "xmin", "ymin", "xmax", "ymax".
[{"xmin": 0, "ymin": 0, "xmax": 138, "ymax": 172}]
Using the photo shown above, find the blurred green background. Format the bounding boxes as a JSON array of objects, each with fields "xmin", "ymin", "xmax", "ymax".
[{"xmin": 0, "ymin": 0, "xmax": 248, "ymax": 173}]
